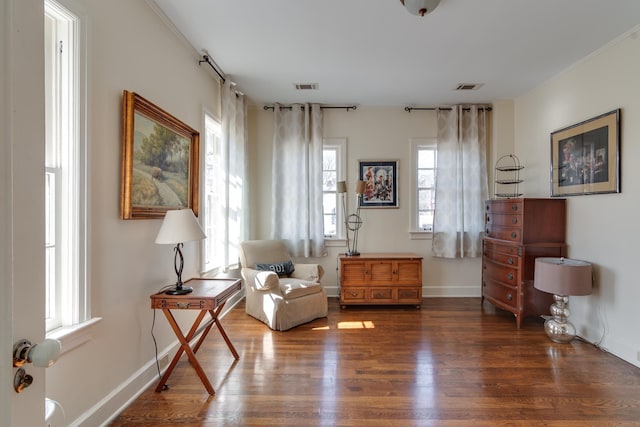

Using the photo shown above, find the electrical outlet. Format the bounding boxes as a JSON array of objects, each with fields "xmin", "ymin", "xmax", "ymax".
[{"xmin": 159, "ymin": 354, "xmax": 170, "ymax": 369}]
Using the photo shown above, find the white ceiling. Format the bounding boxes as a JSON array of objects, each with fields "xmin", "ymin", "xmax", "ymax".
[{"xmin": 152, "ymin": 0, "xmax": 640, "ymax": 107}]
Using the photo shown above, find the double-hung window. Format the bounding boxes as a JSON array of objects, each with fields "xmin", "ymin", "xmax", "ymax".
[
  {"xmin": 202, "ymin": 114, "xmax": 224, "ymax": 271},
  {"xmin": 45, "ymin": 0, "xmax": 91, "ymax": 335},
  {"xmin": 411, "ymin": 138, "xmax": 437, "ymax": 236},
  {"xmin": 322, "ymin": 138, "xmax": 347, "ymax": 240}
]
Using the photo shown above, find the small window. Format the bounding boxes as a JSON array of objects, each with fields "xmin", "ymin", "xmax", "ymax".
[
  {"xmin": 322, "ymin": 138, "xmax": 347, "ymax": 239},
  {"xmin": 411, "ymin": 139, "xmax": 437, "ymax": 236}
]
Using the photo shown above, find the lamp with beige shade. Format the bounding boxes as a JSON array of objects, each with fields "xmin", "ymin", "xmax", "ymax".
[{"xmin": 534, "ymin": 257, "xmax": 593, "ymax": 343}]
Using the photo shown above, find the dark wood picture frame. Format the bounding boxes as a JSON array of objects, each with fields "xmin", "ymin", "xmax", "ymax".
[
  {"xmin": 550, "ymin": 109, "xmax": 620, "ymax": 197},
  {"xmin": 120, "ymin": 90, "xmax": 200, "ymax": 219},
  {"xmin": 358, "ymin": 160, "xmax": 399, "ymax": 208}
]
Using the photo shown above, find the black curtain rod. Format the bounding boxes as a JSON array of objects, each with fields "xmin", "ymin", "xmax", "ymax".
[
  {"xmin": 404, "ymin": 106, "xmax": 492, "ymax": 113},
  {"xmin": 198, "ymin": 54, "xmax": 225, "ymax": 82},
  {"xmin": 263, "ymin": 105, "xmax": 358, "ymax": 111}
]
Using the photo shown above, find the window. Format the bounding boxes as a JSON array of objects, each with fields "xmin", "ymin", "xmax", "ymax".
[
  {"xmin": 45, "ymin": 0, "xmax": 89, "ymax": 333},
  {"xmin": 411, "ymin": 138, "xmax": 437, "ymax": 236},
  {"xmin": 322, "ymin": 138, "xmax": 347, "ymax": 239},
  {"xmin": 202, "ymin": 114, "xmax": 224, "ymax": 271}
]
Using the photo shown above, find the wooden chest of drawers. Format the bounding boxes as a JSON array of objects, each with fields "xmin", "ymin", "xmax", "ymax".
[
  {"xmin": 340, "ymin": 253, "xmax": 423, "ymax": 307},
  {"xmin": 482, "ymin": 198, "xmax": 566, "ymax": 327}
]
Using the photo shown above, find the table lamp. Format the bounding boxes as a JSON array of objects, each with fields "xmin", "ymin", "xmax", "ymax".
[
  {"xmin": 155, "ymin": 209, "xmax": 206, "ymax": 295},
  {"xmin": 534, "ymin": 257, "xmax": 593, "ymax": 343}
]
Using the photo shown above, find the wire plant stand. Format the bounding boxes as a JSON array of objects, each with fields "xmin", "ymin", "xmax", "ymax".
[{"xmin": 494, "ymin": 154, "xmax": 523, "ymax": 198}]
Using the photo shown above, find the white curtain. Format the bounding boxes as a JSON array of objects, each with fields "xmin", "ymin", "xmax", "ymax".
[
  {"xmin": 221, "ymin": 80, "xmax": 248, "ymax": 269},
  {"xmin": 432, "ymin": 106, "xmax": 489, "ymax": 259},
  {"xmin": 271, "ymin": 103, "xmax": 326, "ymax": 258}
]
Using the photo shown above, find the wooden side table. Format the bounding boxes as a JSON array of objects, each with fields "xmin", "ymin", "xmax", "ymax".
[
  {"xmin": 150, "ymin": 278, "xmax": 241, "ymax": 395},
  {"xmin": 340, "ymin": 253, "xmax": 423, "ymax": 307}
]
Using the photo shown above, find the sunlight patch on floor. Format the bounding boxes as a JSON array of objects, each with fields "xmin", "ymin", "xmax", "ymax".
[{"xmin": 337, "ymin": 320, "xmax": 375, "ymax": 329}]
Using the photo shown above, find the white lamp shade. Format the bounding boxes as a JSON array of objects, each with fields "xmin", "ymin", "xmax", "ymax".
[
  {"xmin": 534, "ymin": 257, "xmax": 593, "ymax": 296},
  {"xmin": 155, "ymin": 209, "xmax": 206, "ymax": 244},
  {"xmin": 336, "ymin": 181, "xmax": 347, "ymax": 194}
]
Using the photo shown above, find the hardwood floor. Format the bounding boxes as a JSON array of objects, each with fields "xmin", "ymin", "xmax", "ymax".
[{"xmin": 110, "ymin": 298, "xmax": 640, "ymax": 426}]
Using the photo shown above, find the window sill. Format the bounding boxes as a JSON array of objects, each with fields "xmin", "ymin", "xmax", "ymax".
[
  {"xmin": 324, "ymin": 238, "xmax": 347, "ymax": 247},
  {"xmin": 47, "ymin": 317, "xmax": 103, "ymax": 355},
  {"xmin": 409, "ymin": 231, "xmax": 433, "ymax": 240}
]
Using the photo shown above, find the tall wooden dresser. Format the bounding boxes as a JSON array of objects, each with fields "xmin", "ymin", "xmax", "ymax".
[{"xmin": 482, "ymin": 198, "xmax": 566, "ymax": 327}]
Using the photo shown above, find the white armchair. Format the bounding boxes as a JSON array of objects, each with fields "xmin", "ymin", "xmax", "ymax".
[{"xmin": 239, "ymin": 240, "xmax": 328, "ymax": 331}]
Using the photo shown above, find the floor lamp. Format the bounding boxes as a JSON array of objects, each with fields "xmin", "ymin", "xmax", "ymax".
[
  {"xmin": 337, "ymin": 180, "xmax": 365, "ymax": 256},
  {"xmin": 534, "ymin": 257, "xmax": 593, "ymax": 343}
]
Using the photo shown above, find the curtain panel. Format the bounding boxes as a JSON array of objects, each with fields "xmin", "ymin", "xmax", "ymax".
[
  {"xmin": 220, "ymin": 80, "xmax": 248, "ymax": 269},
  {"xmin": 271, "ymin": 103, "xmax": 326, "ymax": 258},
  {"xmin": 432, "ymin": 106, "xmax": 489, "ymax": 259}
]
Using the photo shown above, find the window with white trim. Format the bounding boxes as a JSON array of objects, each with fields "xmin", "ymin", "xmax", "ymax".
[
  {"xmin": 411, "ymin": 138, "xmax": 437, "ymax": 235},
  {"xmin": 45, "ymin": 0, "xmax": 89, "ymax": 332},
  {"xmin": 322, "ymin": 138, "xmax": 347, "ymax": 239},
  {"xmin": 202, "ymin": 114, "xmax": 224, "ymax": 271}
]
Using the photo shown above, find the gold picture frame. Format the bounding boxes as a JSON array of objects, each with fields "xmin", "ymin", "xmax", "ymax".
[
  {"xmin": 120, "ymin": 90, "xmax": 200, "ymax": 219},
  {"xmin": 550, "ymin": 109, "xmax": 620, "ymax": 197}
]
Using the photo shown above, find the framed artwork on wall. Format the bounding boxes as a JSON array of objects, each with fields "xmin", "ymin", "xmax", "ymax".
[
  {"xmin": 358, "ymin": 160, "xmax": 398, "ymax": 208},
  {"xmin": 120, "ymin": 90, "xmax": 200, "ymax": 219},
  {"xmin": 550, "ymin": 109, "xmax": 620, "ymax": 197}
]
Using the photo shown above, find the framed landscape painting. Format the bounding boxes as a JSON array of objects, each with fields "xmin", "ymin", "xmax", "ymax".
[
  {"xmin": 358, "ymin": 160, "xmax": 398, "ymax": 208},
  {"xmin": 550, "ymin": 109, "xmax": 620, "ymax": 197},
  {"xmin": 120, "ymin": 90, "xmax": 200, "ymax": 219}
]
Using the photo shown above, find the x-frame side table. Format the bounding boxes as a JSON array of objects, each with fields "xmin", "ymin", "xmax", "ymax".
[{"xmin": 150, "ymin": 278, "xmax": 241, "ymax": 395}]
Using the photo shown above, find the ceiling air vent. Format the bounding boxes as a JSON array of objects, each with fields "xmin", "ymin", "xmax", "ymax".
[
  {"xmin": 294, "ymin": 83, "xmax": 319, "ymax": 90},
  {"xmin": 455, "ymin": 83, "xmax": 483, "ymax": 91}
]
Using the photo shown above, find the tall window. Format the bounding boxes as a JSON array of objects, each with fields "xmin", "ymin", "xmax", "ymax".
[
  {"xmin": 202, "ymin": 114, "xmax": 224, "ymax": 271},
  {"xmin": 411, "ymin": 139, "xmax": 437, "ymax": 234},
  {"xmin": 45, "ymin": 0, "xmax": 88, "ymax": 332},
  {"xmin": 322, "ymin": 138, "xmax": 346, "ymax": 239}
]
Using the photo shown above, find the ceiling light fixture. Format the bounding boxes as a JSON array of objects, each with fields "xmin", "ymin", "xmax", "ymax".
[{"xmin": 399, "ymin": 0, "xmax": 441, "ymax": 16}]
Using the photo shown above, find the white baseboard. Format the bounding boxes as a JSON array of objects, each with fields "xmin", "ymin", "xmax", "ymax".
[{"xmin": 71, "ymin": 291, "xmax": 245, "ymax": 427}]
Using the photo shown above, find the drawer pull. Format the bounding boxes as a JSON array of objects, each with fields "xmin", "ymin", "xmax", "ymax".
[
  {"xmin": 508, "ymin": 258, "xmax": 514, "ymax": 265},
  {"xmin": 511, "ymin": 205, "xmax": 518, "ymax": 211},
  {"xmin": 486, "ymin": 228, "xmax": 490, "ymax": 234},
  {"xmin": 507, "ymin": 273, "xmax": 513, "ymax": 280},
  {"xmin": 482, "ymin": 282, "xmax": 486, "ymax": 287},
  {"xmin": 512, "ymin": 217, "xmax": 518, "ymax": 224},
  {"xmin": 511, "ymin": 232, "xmax": 517, "ymax": 239},
  {"xmin": 507, "ymin": 293, "xmax": 513, "ymax": 301},
  {"xmin": 176, "ymin": 302, "xmax": 191, "ymax": 309},
  {"xmin": 486, "ymin": 215, "xmax": 490, "ymax": 223},
  {"xmin": 351, "ymin": 292, "xmax": 358, "ymax": 297}
]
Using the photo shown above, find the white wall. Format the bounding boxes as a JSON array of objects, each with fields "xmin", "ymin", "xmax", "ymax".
[
  {"xmin": 248, "ymin": 106, "xmax": 497, "ymax": 297},
  {"xmin": 514, "ymin": 27, "xmax": 640, "ymax": 367},
  {"xmin": 39, "ymin": 1, "xmax": 221, "ymax": 425}
]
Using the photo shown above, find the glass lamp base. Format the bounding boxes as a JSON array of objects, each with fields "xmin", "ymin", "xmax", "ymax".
[{"xmin": 544, "ymin": 294, "xmax": 576, "ymax": 343}]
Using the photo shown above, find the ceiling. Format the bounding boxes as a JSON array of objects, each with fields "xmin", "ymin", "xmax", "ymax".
[{"xmin": 151, "ymin": 0, "xmax": 640, "ymax": 107}]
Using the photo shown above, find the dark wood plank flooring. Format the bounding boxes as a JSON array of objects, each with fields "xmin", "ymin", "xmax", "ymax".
[{"xmin": 110, "ymin": 298, "xmax": 640, "ymax": 426}]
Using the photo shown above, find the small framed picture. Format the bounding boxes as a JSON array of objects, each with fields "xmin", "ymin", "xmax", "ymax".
[
  {"xmin": 550, "ymin": 109, "xmax": 620, "ymax": 197},
  {"xmin": 358, "ymin": 160, "xmax": 398, "ymax": 208}
]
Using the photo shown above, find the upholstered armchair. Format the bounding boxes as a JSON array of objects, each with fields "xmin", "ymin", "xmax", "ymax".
[{"xmin": 239, "ymin": 240, "xmax": 328, "ymax": 331}]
